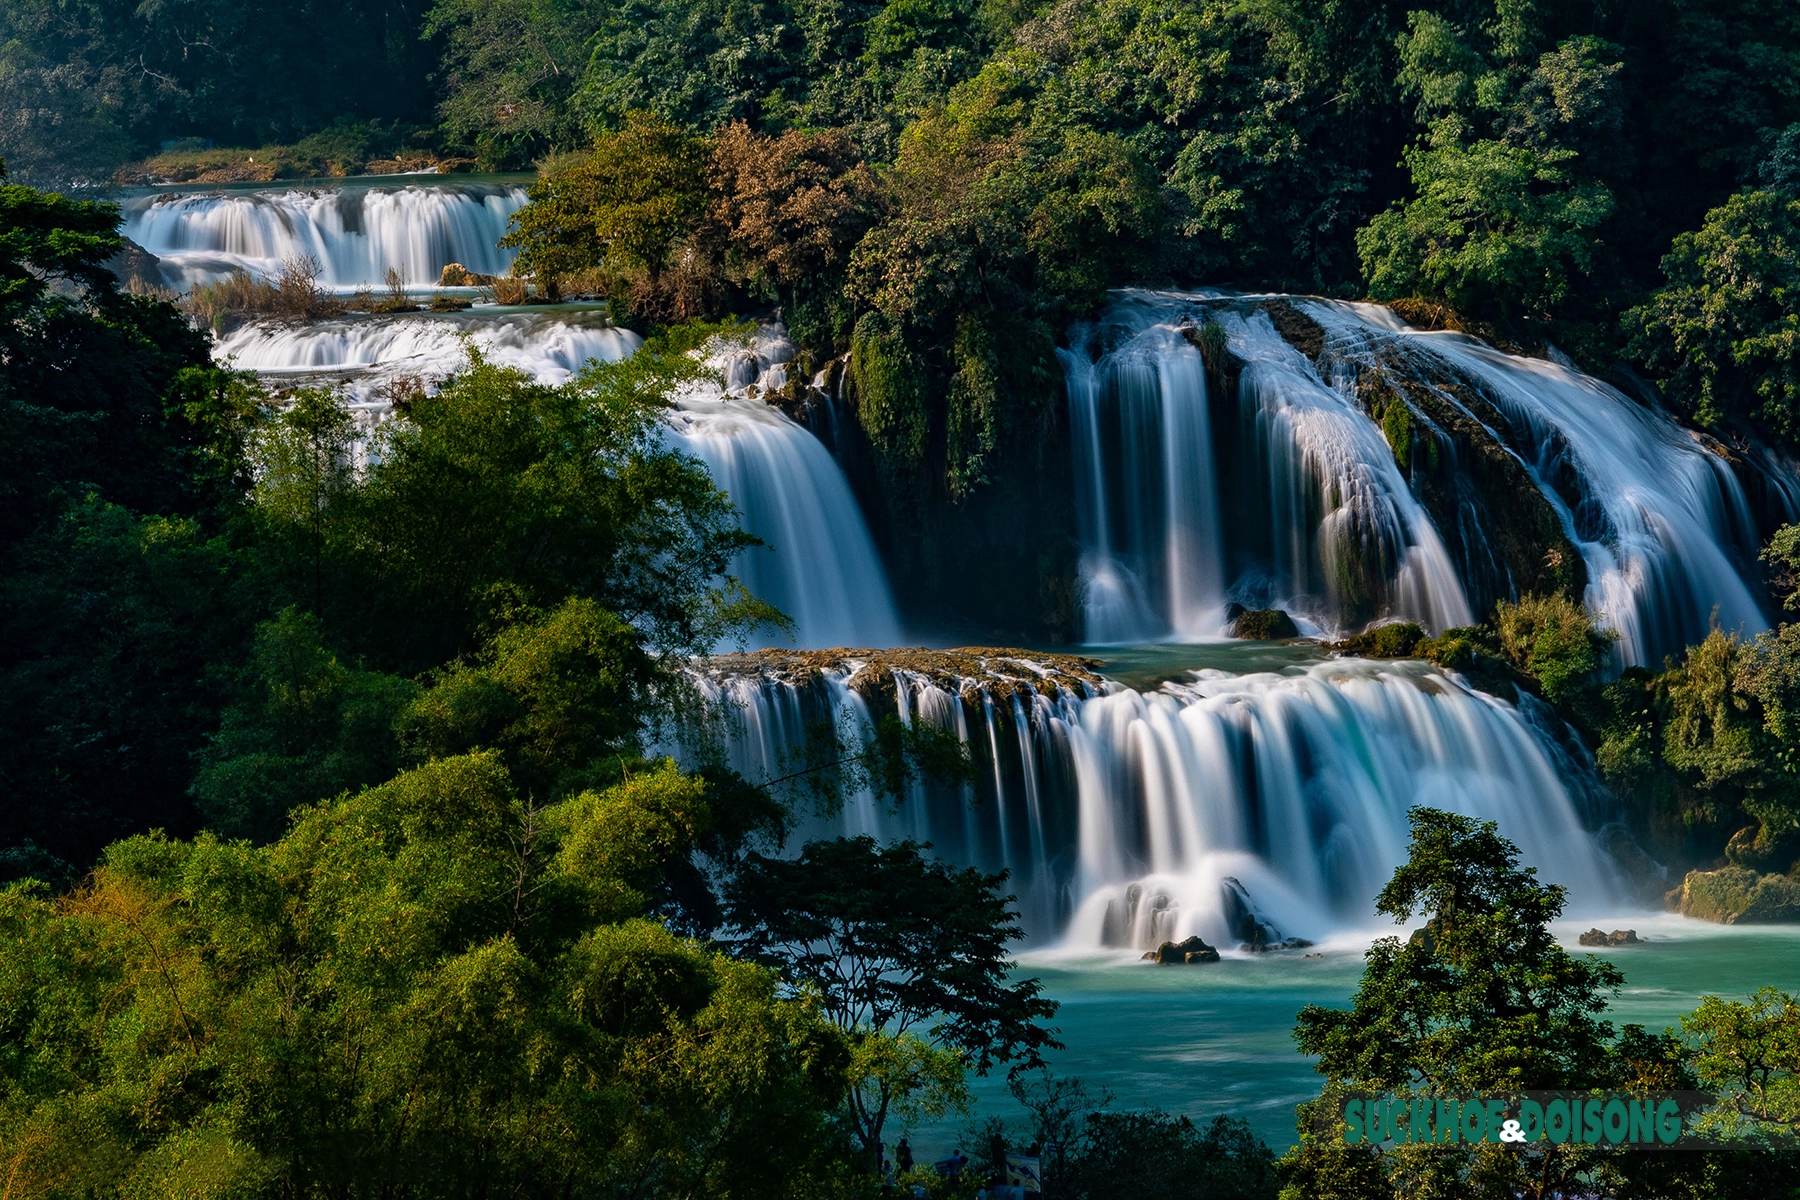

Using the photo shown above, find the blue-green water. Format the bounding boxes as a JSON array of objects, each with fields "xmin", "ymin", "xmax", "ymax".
[{"xmin": 912, "ymin": 917, "xmax": 1800, "ymax": 1158}]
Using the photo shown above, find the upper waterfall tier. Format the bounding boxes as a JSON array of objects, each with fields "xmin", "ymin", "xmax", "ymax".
[
  {"xmin": 682, "ymin": 647, "xmax": 1624, "ymax": 948},
  {"xmin": 216, "ymin": 311, "xmax": 903, "ymax": 652},
  {"xmin": 1305, "ymin": 300, "xmax": 1776, "ymax": 667},
  {"xmin": 666, "ymin": 332, "xmax": 904, "ymax": 651},
  {"xmin": 122, "ymin": 179, "xmax": 528, "ymax": 290},
  {"xmin": 1064, "ymin": 290, "xmax": 1786, "ymax": 663}
]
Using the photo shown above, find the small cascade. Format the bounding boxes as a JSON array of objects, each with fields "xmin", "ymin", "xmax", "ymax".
[
  {"xmin": 1222, "ymin": 308, "xmax": 1473, "ymax": 635},
  {"xmin": 213, "ymin": 307, "xmax": 639, "ymax": 399},
  {"xmin": 1304, "ymin": 301, "xmax": 1772, "ymax": 666},
  {"xmin": 666, "ymin": 331, "xmax": 904, "ymax": 650},
  {"xmin": 684, "ymin": 649, "xmax": 1622, "ymax": 948},
  {"xmin": 122, "ymin": 180, "xmax": 527, "ymax": 289},
  {"xmin": 1065, "ymin": 292, "xmax": 1471, "ymax": 642},
  {"xmin": 220, "ymin": 308, "xmax": 903, "ymax": 651}
]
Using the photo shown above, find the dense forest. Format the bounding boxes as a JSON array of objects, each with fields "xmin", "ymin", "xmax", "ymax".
[{"xmin": 9, "ymin": 0, "xmax": 1800, "ymax": 1195}]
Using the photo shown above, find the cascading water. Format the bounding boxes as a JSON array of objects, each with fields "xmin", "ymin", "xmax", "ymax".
[
  {"xmin": 213, "ymin": 307, "xmax": 639, "ymax": 399},
  {"xmin": 1065, "ymin": 292, "xmax": 1472, "ymax": 642},
  {"xmin": 1061, "ymin": 314, "xmax": 1224, "ymax": 642},
  {"xmin": 122, "ymin": 180, "xmax": 526, "ymax": 289},
  {"xmin": 666, "ymin": 332, "xmax": 904, "ymax": 650},
  {"xmin": 1303, "ymin": 301, "xmax": 1772, "ymax": 666},
  {"xmin": 688, "ymin": 650, "xmax": 1623, "ymax": 949}
]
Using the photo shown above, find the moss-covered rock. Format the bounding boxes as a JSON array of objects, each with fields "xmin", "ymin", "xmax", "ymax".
[
  {"xmin": 1668, "ymin": 865, "xmax": 1800, "ymax": 923},
  {"xmin": 1351, "ymin": 356, "xmax": 1586, "ymax": 617},
  {"xmin": 1333, "ymin": 622, "xmax": 1426, "ymax": 658},
  {"xmin": 1226, "ymin": 606, "xmax": 1300, "ymax": 640}
]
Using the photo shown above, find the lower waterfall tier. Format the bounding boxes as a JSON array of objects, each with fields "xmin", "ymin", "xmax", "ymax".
[{"xmin": 682, "ymin": 646, "xmax": 1626, "ymax": 949}]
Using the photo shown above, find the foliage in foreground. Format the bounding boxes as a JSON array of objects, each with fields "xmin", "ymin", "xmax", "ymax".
[
  {"xmin": 0, "ymin": 756, "xmax": 855, "ymax": 1198},
  {"xmin": 1281, "ymin": 807, "xmax": 1800, "ymax": 1200}
]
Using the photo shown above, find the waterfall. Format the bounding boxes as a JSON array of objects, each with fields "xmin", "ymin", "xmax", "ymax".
[
  {"xmin": 666, "ymin": 331, "xmax": 904, "ymax": 650},
  {"xmin": 122, "ymin": 181, "xmax": 527, "ymax": 290},
  {"xmin": 688, "ymin": 651, "xmax": 1621, "ymax": 948},
  {"xmin": 219, "ymin": 308, "xmax": 903, "ymax": 651},
  {"xmin": 1304, "ymin": 301, "xmax": 1771, "ymax": 666},
  {"xmin": 1062, "ymin": 311, "xmax": 1224, "ymax": 643},
  {"xmin": 1066, "ymin": 292, "xmax": 1472, "ymax": 642}
]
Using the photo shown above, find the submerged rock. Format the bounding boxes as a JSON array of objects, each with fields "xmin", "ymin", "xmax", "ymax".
[
  {"xmin": 1577, "ymin": 928, "xmax": 1642, "ymax": 946},
  {"xmin": 1142, "ymin": 935, "xmax": 1220, "ymax": 964},
  {"xmin": 1226, "ymin": 606, "xmax": 1299, "ymax": 640},
  {"xmin": 1669, "ymin": 866, "xmax": 1800, "ymax": 924}
]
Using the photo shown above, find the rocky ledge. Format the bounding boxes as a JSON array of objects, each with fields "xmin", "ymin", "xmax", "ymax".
[
  {"xmin": 1141, "ymin": 932, "xmax": 1314, "ymax": 963},
  {"xmin": 696, "ymin": 646, "xmax": 1108, "ymax": 705}
]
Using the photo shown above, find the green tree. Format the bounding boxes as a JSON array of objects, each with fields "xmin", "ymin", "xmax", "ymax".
[
  {"xmin": 1625, "ymin": 175, "xmax": 1800, "ymax": 442},
  {"xmin": 425, "ymin": 0, "xmax": 607, "ymax": 167},
  {"xmin": 725, "ymin": 835, "xmax": 1059, "ymax": 1164},
  {"xmin": 503, "ymin": 113, "xmax": 720, "ymax": 318},
  {"xmin": 192, "ymin": 608, "xmax": 416, "ymax": 843},
  {"xmin": 1283, "ymin": 807, "xmax": 1651, "ymax": 1199},
  {"xmin": 0, "ymin": 754, "xmax": 855, "ymax": 1196},
  {"xmin": 1358, "ymin": 22, "xmax": 1623, "ymax": 322}
]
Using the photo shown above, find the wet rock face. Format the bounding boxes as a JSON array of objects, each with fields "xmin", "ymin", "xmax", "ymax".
[{"xmin": 1577, "ymin": 928, "xmax": 1642, "ymax": 946}]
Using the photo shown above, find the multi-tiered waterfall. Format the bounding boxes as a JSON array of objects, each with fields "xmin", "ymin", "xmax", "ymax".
[{"xmin": 168, "ymin": 179, "xmax": 1787, "ymax": 952}]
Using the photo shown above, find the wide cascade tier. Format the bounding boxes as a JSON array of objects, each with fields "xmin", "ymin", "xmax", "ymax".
[
  {"xmin": 683, "ymin": 647, "xmax": 1623, "ymax": 949},
  {"xmin": 214, "ymin": 306, "xmax": 639, "ymax": 399},
  {"xmin": 123, "ymin": 179, "xmax": 527, "ymax": 289}
]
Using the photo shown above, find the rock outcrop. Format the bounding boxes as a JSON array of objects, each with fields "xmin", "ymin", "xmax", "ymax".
[
  {"xmin": 1226, "ymin": 605, "xmax": 1299, "ymax": 640},
  {"xmin": 1577, "ymin": 928, "xmax": 1642, "ymax": 946},
  {"xmin": 1668, "ymin": 866, "xmax": 1800, "ymax": 924},
  {"xmin": 1142, "ymin": 936, "xmax": 1221, "ymax": 964}
]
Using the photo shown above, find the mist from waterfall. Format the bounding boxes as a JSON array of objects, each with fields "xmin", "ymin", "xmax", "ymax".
[
  {"xmin": 689, "ymin": 654, "xmax": 1622, "ymax": 950},
  {"xmin": 1065, "ymin": 292, "xmax": 1472, "ymax": 643},
  {"xmin": 122, "ymin": 181, "xmax": 526, "ymax": 290}
]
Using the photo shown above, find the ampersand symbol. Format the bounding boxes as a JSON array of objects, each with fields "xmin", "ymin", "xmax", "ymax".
[{"xmin": 1499, "ymin": 1119, "xmax": 1526, "ymax": 1143}]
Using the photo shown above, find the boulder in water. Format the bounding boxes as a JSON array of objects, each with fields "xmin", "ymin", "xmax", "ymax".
[
  {"xmin": 1577, "ymin": 928, "xmax": 1642, "ymax": 946},
  {"xmin": 1227, "ymin": 607, "xmax": 1299, "ymax": 640},
  {"xmin": 1669, "ymin": 866, "xmax": 1800, "ymax": 923},
  {"xmin": 1142, "ymin": 935, "xmax": 1220, "ymax": 964}
]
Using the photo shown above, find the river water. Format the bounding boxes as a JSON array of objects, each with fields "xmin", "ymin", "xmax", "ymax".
[{"xmin": 919, "ymin": 920, "xmax": 1800, "ymax": 1155}]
